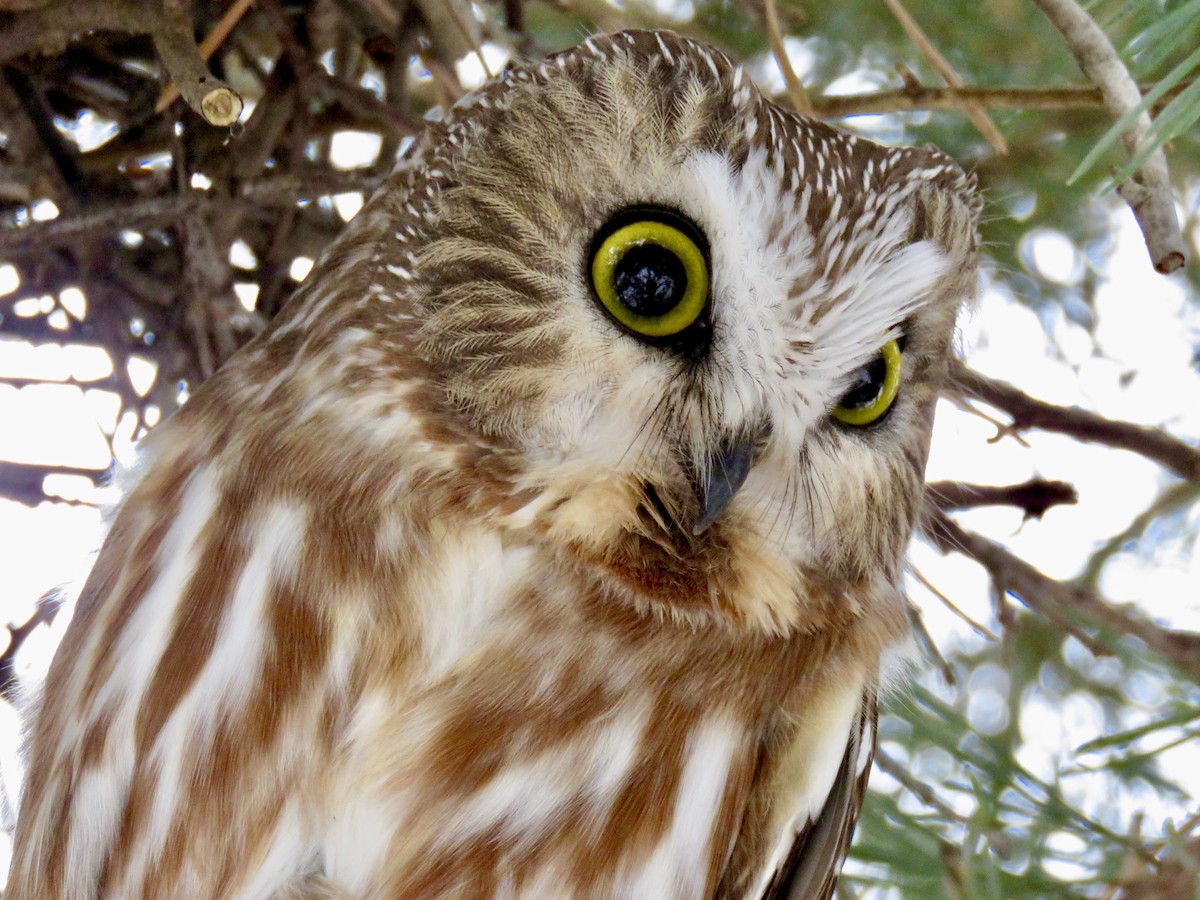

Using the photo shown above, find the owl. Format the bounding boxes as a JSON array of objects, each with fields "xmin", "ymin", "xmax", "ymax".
[{"xmin": 9, "ymin": 29, "xmax": 978, "ymax": 900}]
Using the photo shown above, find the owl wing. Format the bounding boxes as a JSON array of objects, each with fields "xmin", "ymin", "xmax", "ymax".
[{"xmin": 757, "ymin": 691, "xmax": 877, "ymax": 900}]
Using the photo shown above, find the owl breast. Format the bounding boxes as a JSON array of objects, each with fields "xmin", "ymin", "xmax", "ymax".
[{"xmin": 311, "ymin": 512, "xmax": 873, "ymax": 899}]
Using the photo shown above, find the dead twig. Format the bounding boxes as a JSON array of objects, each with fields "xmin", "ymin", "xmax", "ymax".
[
  {"xmin": 0, "ymin": 172, "xmax": 382, "ymax": 256},
  {"xmin": 909, "ymin": 564, "xmax": 999, "ymax": 641},
  {"xmin": 155, "ymin": 0, "xmax": 255, "ymax": 114},
  {"xmin": 810, "ymin": 80, "xmax": 1197, "ymax": 118},
  {"xmin": 0, "ymin": 460, "xmax": 108, "ymax": 508},
  {"xmin": 927, "ymin": 478, "xmax": 1078, "ymax": 520},
  {"xmin": 154, "ymin": 0, "xmax": 243, "ymax": 125},
  {"xmin": 874, "ymin": 747, "xmax": 969, "ymax": 824},
  {"xmin": 903, "ymin": 594, "xmax": 959, "ymax": 685},
  {"xmin": 0, "ymin": 0, "xmax": 244, "ymax": 126},
  {"xmin": 415, "ymin": 0, "xmax": 491, "ymax": 79},
  {"xmin": 1080, "ymin": 480, "xmax": 1200, "ymax": 589},
  {"xmin": 763, "ymin": 0, "xmax": 812, "ymax": 115},
  {"xmin": 1029, "ymin": 0, "xmax": 1185, "ymax": 273}
]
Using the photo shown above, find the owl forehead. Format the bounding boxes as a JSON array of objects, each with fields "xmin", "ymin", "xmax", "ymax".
[{"xmin": 438, "ymin": 30, "xmax": 974, "ymax": 224}]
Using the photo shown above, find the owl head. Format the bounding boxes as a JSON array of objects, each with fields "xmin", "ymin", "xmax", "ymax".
[{"xmin": 262, "ymin": 30, "xmax": 980, "ymax": 637}]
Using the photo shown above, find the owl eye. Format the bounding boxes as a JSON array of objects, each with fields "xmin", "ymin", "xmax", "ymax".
[
  {"xmin": 590, "ymin": 216, "xmax": 709, "ymax": 339},
  {"xmin": 831, "ymin": 339, "xmax": 902, "ymax": 426}
]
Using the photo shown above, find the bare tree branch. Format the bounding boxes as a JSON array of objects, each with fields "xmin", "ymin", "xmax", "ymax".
[
  {"xmin": 0, "ymin": 173, "xmax": 382, "ymax": 256},
  {"xmin": 0, "ymin": 0, "xmax": 243, "ymax": 126},
  {"xmin": 0, "ymin": 460, "xmax": 107, "ymax": 508},
  {"xmin": 153, "ymin": 0, "xmax": 243, "ymax": 125},
  {"xmin": 922, "ymin": 505, "xmax": 1200, "ymax": 683},
  {"xmin": 0, "ymin": 589, "xmax": 64, "ymax": 703},
  {"xmin": 809, "ymin": 80, "xmax": 1197, "ymax": 117},
  {"xmin": 414, "ymin": 0, "xmax": 494, "ymax": 78},
  {"xmin": 155, "ymin": 0, "xmax": 255, "ymax": 114},
  {"xmin": 92, "ymin": 72, "xmax": 1200, "ymax": 140},
  {"xmin": 763, "ymin": 0, "xmax": 812, "ymax": 115},
  {"xmin": 928, "ymin": 478, "xmax": 1078, "ymax": 520},
  {"xmin": 875, "ymin": 748, "xmax": 968, "ymax": 823},
  {"xmin": 950, "ymin": 361, "xmax": 1200, "ymax": 482},
  {"xmin": 1081, "ymin": 480, "xmax": 1200, "ymax": 589}
]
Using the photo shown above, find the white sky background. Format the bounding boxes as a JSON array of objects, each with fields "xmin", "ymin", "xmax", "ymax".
[{"xmin": 0, "ymin": 22, "xmax": 1198, "ymax": 892}]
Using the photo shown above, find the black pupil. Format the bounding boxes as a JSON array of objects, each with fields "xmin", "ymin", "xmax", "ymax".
[
  {"xmin": 840, "ymin": 354, "xmax": 887, "ymax": 409},
  {"xmin": 613, "ymin": 243, "xmax": 687, "ymax": 317}
]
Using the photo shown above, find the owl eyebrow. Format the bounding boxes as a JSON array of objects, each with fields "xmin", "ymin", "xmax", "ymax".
[{"xmin": 784, "ymin": 322, "xmax": 907, "ymax": 361}]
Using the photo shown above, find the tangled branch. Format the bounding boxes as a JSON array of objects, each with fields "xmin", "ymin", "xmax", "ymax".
[{"xmin": 0, "ymin": 0, "xmax": 243, "ymax": 125}]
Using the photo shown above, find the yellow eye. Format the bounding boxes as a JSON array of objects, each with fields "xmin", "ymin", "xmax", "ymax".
[
  {"xmin": 590, "ymin": 217, "xmax": 709, "ymax": 339},
  {"xmin": 831, "ymin": 339, "xmax": 902, "ymax": 426}
]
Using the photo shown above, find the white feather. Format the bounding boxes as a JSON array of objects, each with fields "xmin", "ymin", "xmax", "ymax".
[
  {"xmin": 61, "ymin": 465, "xmax": 221, "ymax": 892},
  {"xmin": 623, "ymin": 716, "xmax": 741, "ymax": 899},
  {"xmin": 122, "ymin": 502, "xmax": 305, "ymax": 888}
]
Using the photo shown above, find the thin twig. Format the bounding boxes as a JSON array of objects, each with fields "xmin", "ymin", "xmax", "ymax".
[
  {"xmin": 927, "ymin": 478, "xmax": 1078, "ymax": 520},
  {"xmin": 415, "ymin": 0, "xmax": 490, "ymax": 80},
  {"xmin": 875, "ymin": 747, "xmax": 967, "ymax": 823},
  {"xmin": 0, "ymin": 589, "xmax": 65, "ymax": 704},
  {"xmin": 0, "ymin": 172, "xmax": 382, "ymax": 256},
  {"xmin": 903, "ymin": 594, "xmax": 958, "ymax": 686},
  {"xmin": 352, "ymin": 0, "xmax": 400, "ymax": 28},
  {"xmin": 0, "ymin": 194, "xmax": 195, "ymax": 252},
  {"xmin": 441, "ymin": 0, "xmax": 493, "ymax": 79},
  {"xmin": 1080, "ymin": 480, "xmax": 1200, "ymax": 589},
  {"xmin": 879, "ymin": 0, "xmax": 1007, "ymax": 153},
  {"xmin": 909, "ymin": 564, "xmax": 999, "ymax": 641},
  {"xmin": 763, "ymin": 0, "xmax": 812, "ymax": 115},
  {"xmin": 1029, "ymin": 0, "xmax": 1185, "ymax": 273},
  {"xmin": 810, "ymin": 80, "xmax": 1197, "ymax": 117},
  {"xmin": 312, "ymin": 68, "xmax": 421, "ymax": 135},
  {"xmin": 421, "ymin": 51, "xmax": 465, "ymax": 104}
]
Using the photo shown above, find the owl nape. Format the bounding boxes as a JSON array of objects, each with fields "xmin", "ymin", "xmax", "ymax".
[{"xmin": 10, "ymin": 29, "xmax": 978, "ymax": 900}]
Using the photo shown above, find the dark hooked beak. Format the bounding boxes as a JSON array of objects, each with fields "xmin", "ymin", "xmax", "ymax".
[{"xmin": 691, "ymin": 427, "xmax": 766, "ymax": 535}]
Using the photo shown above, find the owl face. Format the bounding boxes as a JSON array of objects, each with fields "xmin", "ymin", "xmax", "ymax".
[{"xmin": 377, "ymin": 32, "xmax": 976, "ymax": 633}]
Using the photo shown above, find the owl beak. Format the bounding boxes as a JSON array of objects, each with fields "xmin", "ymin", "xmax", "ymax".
[{"xmin": 691, "ymin": 436, "xmax": 757, "ymax": 535}]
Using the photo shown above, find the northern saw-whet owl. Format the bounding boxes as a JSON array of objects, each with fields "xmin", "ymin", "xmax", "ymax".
[{"xmin": 9, "ymin": 29, "xmax": 980, "ymax": 900}]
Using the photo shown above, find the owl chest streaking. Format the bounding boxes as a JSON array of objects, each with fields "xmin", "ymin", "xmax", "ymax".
[{"xmin": 10, "ymin": 30, "xmax": 979, "ymax": 900}]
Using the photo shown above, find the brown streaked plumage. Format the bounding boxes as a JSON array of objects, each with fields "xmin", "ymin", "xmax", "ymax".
[{"xmin": 9, "ymin": 29, "xmax": 979, "ymax": 899}]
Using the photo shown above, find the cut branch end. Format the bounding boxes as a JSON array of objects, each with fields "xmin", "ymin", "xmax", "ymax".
[{"xmin": 199, "ymin": 84, "xmax": 244, "ymax": 126}]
